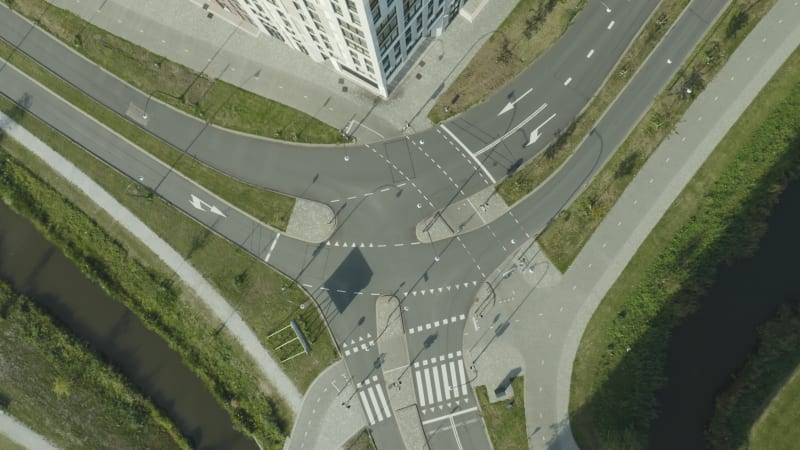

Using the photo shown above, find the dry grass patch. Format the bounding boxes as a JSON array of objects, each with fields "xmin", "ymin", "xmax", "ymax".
[{"xmin": 429, "ymin": 0, "xmax": 588, "ymax": 123}]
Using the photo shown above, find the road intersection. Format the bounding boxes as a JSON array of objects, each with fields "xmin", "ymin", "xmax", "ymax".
[{"xmin": 0, "ymin": 0, "xmax": 765, "ymax": 448}]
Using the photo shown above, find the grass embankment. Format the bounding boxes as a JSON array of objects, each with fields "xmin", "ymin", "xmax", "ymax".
[
  {"xmin": 536, "ymin": 0, "xmax": 775, "ymax": 271},
  {"xmin": 0, "ymin": 31, "xmax": 295, "ymax": 231},
  {"xmin": 497, "ymin": 0, "xmax": 689, "ymax": 206},
  {"xmin": 0, "ymin": 135, "xmax": 290, "ymax": 448},
  {"xmin": 476, "ymin": 377, "xmax": 527, "ymax": 449},
  {"xmin": 569, "ymin": 45, "xmax": 800, "ymax": 449},
  {"xmin": 0, "ymin": 94, "xmax": 338, "ymax": 393},
  {"xmin": 343, "ymin": 429, "xmax": 376, "ymax": 450},
  {"xmin": 428, "ymin": 0, "xmax": 588, "ymax": 123},
  {"xmin": 0, "ymin": 434, "xmax": 25, "ymax": 450},
  {"xmin": 0, "ymin": 281, "xmax": 188, "ymax": 449},
  {"xmin": 6, "ymin": 0, "xmax": 347, "ymax": 144},
  {"xmin": 708, "ymin": 302, "xmax": 800, "ymax": 449}
]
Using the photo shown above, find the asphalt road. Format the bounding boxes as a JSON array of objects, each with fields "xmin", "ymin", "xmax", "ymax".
[{"xmin": 0, "ymin": 0, "xmax": 732, "ymax": 448}]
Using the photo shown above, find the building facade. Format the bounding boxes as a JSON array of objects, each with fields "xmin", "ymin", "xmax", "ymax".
[{"xmin": 214, "ymin": 0, "xmax": 468, "ymax": 96}]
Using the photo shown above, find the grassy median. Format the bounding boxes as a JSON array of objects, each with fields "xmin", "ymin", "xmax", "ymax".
[
  {"xmin": 708, "ymin": 303, "xmax": 800, "ymax": 449},
  {"xmin": 536, "ymin": 0, "xmax": 776, "ymax": 271},
  {"xmin": 0, "ymin": 35, "xmax": 296, "ymax": 231},
  {"xmin": 497, "ymin": 0, "xmax": 689, "ymax": 206},
  {"xmin": 4, "ymin": 0, "xmax": 346, "ymax": 144},
  {"xmin": 428, "ymin": 0, "xmax": 588, "ymax": 123},
  {"xmin": 0, "ymin": 280, "xmax": 188, "ymax": 449},
  {"xmin": 569, "ymin": 45, "xmax": 800, "ymax": 449},
  {"xmin": 476, "ymin": 377, "xmax": 527, "ymax": 449}
]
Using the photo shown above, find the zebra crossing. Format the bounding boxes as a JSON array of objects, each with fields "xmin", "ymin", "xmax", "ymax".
[
  {"xmin": 412, "ymin": 351, "xmax": 470, "ymax": 414},
  {"xmin": 356, "ymin": 375, "xmax": 393, "ymax": 426}
]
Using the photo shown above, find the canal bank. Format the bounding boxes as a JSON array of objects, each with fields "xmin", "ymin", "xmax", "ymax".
[
  {"xmin": 649, "ymin": 176, "xmax": 800, "ymax": 449},
  {"xmin": 0, "ymin": 201, "xmax": 257, "ymax": 450}
]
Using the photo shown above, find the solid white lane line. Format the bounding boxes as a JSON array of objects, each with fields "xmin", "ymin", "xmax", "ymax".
[
  {"xmin": 376, "ymin": 384, "xmax": 392, "ymax": 418},
  {"xmin": 359, "ymin": 390, "xmax": 376, "ymax": 425},
  {"xmin": 416, "ymin": 369, "xmax": 426, "ymax": 407},
  {"xmin": 424, "ymin": 367, "xmax": 434, "ymax": 405},
  {"xmin": 450, "ymin": 417, "xmax": 465, "ymax": 450},
  {"xmin": 264, "ymin": 234, "xmax": 280, "ymax": 262},
  {"xmin": 368, "ymin": 387, "xmax": 384, "ymax": 422},
  {"xmin": 433, "ymin": 365, "xmax": 443, "ymax": 403},
  {"xmin": 458, "ymin": 360, "xmax": 468, "ymax": 396},
  {"xmin": 440, "ymin": 124, "xmax": 497, "ymax": 184},
  {"xmin": 449, "ymin": 361, "xmax": 459, "ymax": 398},
  {"xmin": 421, "ymin": 406, "xmax": 478, "ymax": 425},
  {"xmin": 442, "ymin": 363, "xmax": 452, "ymax": 400}
]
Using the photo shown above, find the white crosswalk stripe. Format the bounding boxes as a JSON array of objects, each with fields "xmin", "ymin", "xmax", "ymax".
[
  {"xmin": 356, "ymin": 379, "xmax": 393, "ymax": 425},
  {"xmin": 412, "ymin": 352, "xmax": 471, "ymax": 413}
]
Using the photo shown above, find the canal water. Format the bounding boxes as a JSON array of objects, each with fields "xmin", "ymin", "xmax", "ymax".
[
  {"xmin": 0, "ymin": 202, "xmax": 257, "ymax": 450},
  {"xmin": 648, "ymin": 178, "xmax": 800, "ymax": 449}
]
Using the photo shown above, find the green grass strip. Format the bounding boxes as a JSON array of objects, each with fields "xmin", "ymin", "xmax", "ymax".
[
  {"xmin": 568, "ymin": 45, "xmax": 800, "ymax": 449},
  {"xmin": 536, "ymin": 0, "xmax": 776, "ymax": 272},
  {"xmin": 0, "ymin": 125, "xmax": 290, "ymax": 448},
  {"xmin": 0, "ymin": 35, "xmax": 296, "ymax": 231},
  {"xmin": 476, "ymin": 377, "xmax": 527, "ymax": 449},
  {"xmin": 5, "ymin": 0, "xmax": 347, "ymax": 144},
  {"xmin": 0, "ymin": 280, "xmax": 189, "ymax": 449},
  {"xmin": 708, "ymin": 304, "xmax": 800, "ymax": 449}
]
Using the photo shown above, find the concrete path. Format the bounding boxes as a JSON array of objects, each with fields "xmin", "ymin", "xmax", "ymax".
[
  {"xmin": 0, "ymin": 411, "xmax": 59, "ymax": 450},
  {"xmin": 0, "ymin": 112, "xmax": 304, "ymax": 416},
  {"xmin": 463, "ymin": 0, "xmax": 800, "ymax": 448},
  {"xmin": 284, "ymin": 360, "xmax": 366, "ymax": 450},
  {"xmin": 48, "ymin": 0, "xmax": 518, "ymax": 143}
]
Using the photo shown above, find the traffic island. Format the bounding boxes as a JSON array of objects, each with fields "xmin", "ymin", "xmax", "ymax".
[{"xmin": 415, "ymin": 185, "xmax": 509, "ymax": 242}]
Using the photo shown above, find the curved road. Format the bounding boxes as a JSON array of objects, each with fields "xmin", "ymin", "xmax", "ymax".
[{"xmin": 0, "ymin": 0, "xmax": 732, "ymax": 448}]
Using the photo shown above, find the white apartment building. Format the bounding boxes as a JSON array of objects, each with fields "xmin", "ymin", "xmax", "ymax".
[{"xmin": 213, "ymin": 0, "xmax": 468, "ymax": 96}]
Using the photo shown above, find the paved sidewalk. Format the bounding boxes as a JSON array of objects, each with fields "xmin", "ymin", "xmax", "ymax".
[
  {"xmin": 0, "ymin": 112, "xmax": 304, "ymax": 415},
  {"xmin": 0, "ymin": 411, "xmax": 59, "ymax": 450},
  {"xmin": 284, "ymin": 360, "xmax": 366, "ymax": 450},
  {"xmin": 48, "ymin": 0, "xmax": 517, "ymax": 143},
  {"xmin": 462, "ymin": 0, "xmax": 800, "ymax": 448}
]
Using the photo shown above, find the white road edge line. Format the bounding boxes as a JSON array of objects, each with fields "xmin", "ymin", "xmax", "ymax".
[
  {"xmin": 440, "ymin": 124, "xmax": 497, "ymax": 184},
  {"xmin": 421, "ymin": 406, "xmax": 478, "ymax": 425},
  {"xmin": 264, "ymin": 234, "xmax": 280, "ymax": 262}
]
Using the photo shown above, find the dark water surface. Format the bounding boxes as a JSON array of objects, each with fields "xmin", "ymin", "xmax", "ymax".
[
  {"xmin": 648, "ymin": 179, "xmax": 800, "ymax": 449},
  {"xmin": 0, "ymin": 202, "xmax": 257, "ymax": 450}
]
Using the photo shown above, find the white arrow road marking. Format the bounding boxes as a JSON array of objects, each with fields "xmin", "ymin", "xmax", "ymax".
[
  {"xmin": 525, "ymin": 113, "xmax": 558, "ymax": 147},
  {"xmin": 476, "ymin": 103, "xmax": 548, "ymax": 156},
  {"xmin": 497, "ymin": 88, "xmax": 533, "ymax": 116},
  {"xmin": 190, "ymin": 194, "xmax": 227, "ymax": 217}
]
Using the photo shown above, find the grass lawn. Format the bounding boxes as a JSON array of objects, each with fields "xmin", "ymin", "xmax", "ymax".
[
  {"xmin": 749, "ymin": 368, "xmax": 800, "ymax": 449},
  {"xmin": 0, "ymin": 35, "xmax": 296, "ymax": 231},
  {"xmin": 428, "ymin": 0, "xmax": 588, "ymax": 123},
  {"xmin": 0, "ymin": 94, "xmax": 338, "ymax": 393},
  {"xmin": 476, "ymin": 377, "xmax": 527, "ymax": 450},
  {"xmin": 0, "ymin": 281, "xmax": 187, "ymax": 449},
  {"xmin": 343, "ymin": 429, "xmax": 376, "ymax": 450},
  {"xmin": 708, "ymin": 302, "xmax": 800, "ymax": 450},
  {"xmin": 569, "ymin": 44, "xmax": 800, "ymax": 450},
  {"xmin": 536, "ymin": 0, "xmax": 776, "ymax": 272},
  {"xmin": 6, "ymin": 0, "xmax": 347, "ymax": 144},
  {"xmin": 497, "ymin": 0, "xmax": 690, "ymax": 206},
  {"xmin": 0, "ymin": 433, "xmax": 25, "ymax": 450}
]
